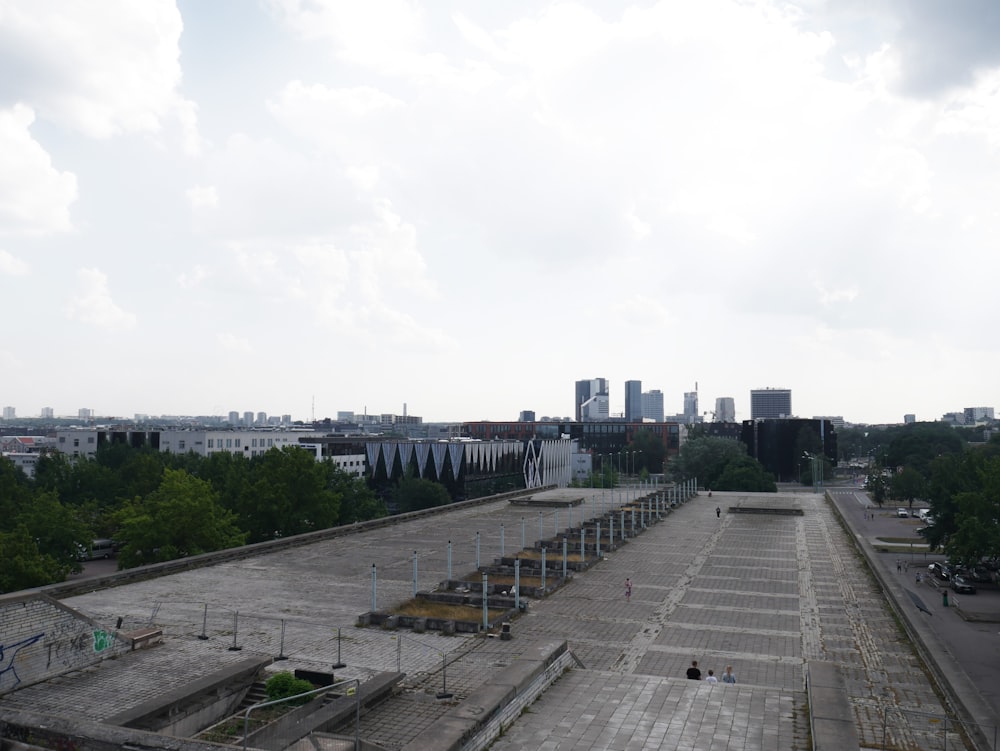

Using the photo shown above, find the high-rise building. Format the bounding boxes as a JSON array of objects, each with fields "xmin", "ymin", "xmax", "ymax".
[
  {"xmin": 624, "ymin": 380, "xmax": 643, "ymax": 422},
  {"xmin": 642, "ymin": 390, "xmax": 664, "ymax": 422},
  {"xmin": 964, "ymin": 407, "xmax": 995, "ymax": 424},
  {"xmin": 904, "ymin": 414, "xmax": 916, "ymax": 424},
  {"xmin": 519, "ymin": 410, "xmax": 536, "ymax": 422},
  {"xmin": 228, "ymin": 411, "xmax": 240, "ymax": 425},
  {"xmin": 714, "ymin": 397, "xmax": 735, "ymax": 422},
  {"xmin": 40, "ymin": 407, "xmax": 54, "ymax": 419},
  {"xmin": 78, "ymin": 408, "xmax": 93, "ymax": 419},
  {"xmin": 575, "ymin": 378, "xmax": 608, "ymax": 421},
  {"xmin": 2, "ymin": 406, "xmax": 14, "ymax": 420},
  {"xmin": 243, "ymin": 411, "xmax": 254, "ymax": 427},
  {"xmin": 683, "ymin": 391, "xmax": 699, "ymax": 422},
  {"xmin": 750, "ymin": 388, "xmax": 792, "ymax": 420},
  {"xmin": 256, "ymin": 411, "xmax": 267, "ymax": 426}
]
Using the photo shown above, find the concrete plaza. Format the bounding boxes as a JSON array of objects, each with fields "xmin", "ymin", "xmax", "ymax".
[{"xmin": 7, "ymin": 487, "xmax": 996, "ymax": 750}]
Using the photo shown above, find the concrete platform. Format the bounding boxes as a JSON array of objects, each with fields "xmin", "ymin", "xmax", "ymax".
[{"xmin": 5, "ymin": 486, "xmax": 997, "ymax": 750}]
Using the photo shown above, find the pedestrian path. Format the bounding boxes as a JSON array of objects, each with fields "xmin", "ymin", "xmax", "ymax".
[{"xmin": 44, "ymin": 487, "xmax": 974, "ymax": 750}]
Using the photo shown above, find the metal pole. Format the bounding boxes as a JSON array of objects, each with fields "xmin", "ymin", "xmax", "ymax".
[
  {"xmin": 596, "ymin": 521, "xmax": 601, "ymax": 558},
  {"xmin": 354, "ymin": 678, "xmax": 361, "ymax": 751},
  {"xmin": 514, "ymin": 558, "xmax": 521, "ymax": 610},
  {"xmin": 447, "ymin": 540, "xmax": 452, "ymax": 580},
  {"xmin": 580, "ymin": 527, "xmax": 585, "ymax": 560},
  {"xmin": 482, "ymin": 572, "xmax": 489, "ymax": 631},
  {"xmin": 371, "ymin": 565, "xmax": 377, "ymax": 612},
  {"xmin": 476, "ymin": 531, "xmax": 481, "ymax": 569},
  {"xmin": 500, "ymin": 524, "xmax": 505, "ymax": 558},
  {"xmin": 620, "ymin": 508, "xmax": 625, "ymax": 540},
  {"xmin": 436, "ymin": 652, "xmax": 453, "ymax": 699},
  {"xmin": 554, "ymin": 510, "xmax": 559, "ymax": 535},
  {"xmin": 396, "ymin": 633, "xmax": 401, "ymax": 672},
  {"xmin": 199, "ymin": 603, "xmax": 209, "ymax": 640},
  {"xmin": 610, "ymin": 512, "xmax": 615, "ymax": 546},
  {"xmin": 229, "ymin": 611, "xmax": 241, "ymax": 651},
  {"xmin": 521, "ymin": 516, "xmax": 525, "ymax": 549},
  {"xmin": 541, "ymin": 548, "xmax": 546, "ymax": 590},
  {"xmin": 412, "ymin": 550, "xmax": 418, "ymax": 598},
  {"xmin": 333, "ymin": 626, "xmax": 345, "ymax": 668},
  {"xmin": 538, "ymin": 511, "xmax": 543, "ymax": 542},
  {"xmin": 276, "ymin": 619, "xmax": 287, "ymax": 660},
  {"xmin": 562, "ymin": 536, "xmax": 568, "ymax": 579}
]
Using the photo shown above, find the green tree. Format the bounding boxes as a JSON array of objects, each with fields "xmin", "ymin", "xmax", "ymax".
[
  {"xmin": 327, "ymin": 463, "xmax": 385, "ymax": 523},
  {"xmin": 393, "ymin": 477, "xmax": 451, "ymax": 513},
  {"xmin": 115, "ymin": 468, "xmax": 247, "ymax": 567},
  {"xmin": 884, "ymin": 422, "xmax": 964, "ymax": 476},
  {"xmin": 15, "ymin": 490, "xmax": 92, "ymax": 574},
  {"xmin": 630, "ymin": 430, "xmax": 666, "ymax": 474},
  {"xmin": 672, "ymin": 437, "xmax": 746, "ymax": 489},
  {"xmin": 0, "ymin": 526, "xmax": 64, "ymax": 593},
  {"xmin": 0, "ymin": 456, "xmax": 32, "ymax": 526},
  {"xmin": 712, "ymin": 455, "xmax": 778, "ymax": 493},
  {"xmin": 890, "ymin": 467, "xmax": 925, "ymax": 508},
  {"xmin": 241, "ymin": 447, "xmax": 342, "ymax": 541}
]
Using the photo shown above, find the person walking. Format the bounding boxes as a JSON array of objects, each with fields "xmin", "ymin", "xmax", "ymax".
[
  {"xmin": 722, "ymin": 666, "xmax": 737, "ymax": 684},
  {"xmin": 686, "ymin": 660, "xmax": 701, "ymax": 680},
  {"xmin": 716, "ymin": 506, "xmax": 721, "ymax": 518},
  {"xmin": 625, "ymin": 578, "xmax": 632, "ymax": 601}
]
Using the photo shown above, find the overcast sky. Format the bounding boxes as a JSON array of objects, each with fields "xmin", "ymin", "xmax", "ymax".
[{"xmin": 2, "ymin": 1, "xmax": 999, "ymax": 425}]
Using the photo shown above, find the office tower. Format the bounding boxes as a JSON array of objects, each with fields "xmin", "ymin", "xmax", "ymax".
[
  {"xmin": 714, "ymin": 397, "xmax": 735, "ymax": 422},
  {"xmin": 904, "ymin": 414, "xmax": 916, "ymax": 424},
  {"xmin": 256, "ymin": 411, "xmax": 267, "ymax": 426},
  {"xmin": 641, "ymin": 390, "xmax": 664, "ymax": 422},
  {"xmin": 519, "ymin": 410, "xmax": 536, "ymax": 422},
  {"xmin": 750, "ymin": 388, "xmax": 792, "ymax": 420},
  {"xmin": 78, "ymin": 407, "xmax": 93, "ymax": 419},
  {"xmin": 575, "ymin": 378, "xmax": 608, "ymax": 421},
  {"xmin": 2, "ymin": 406, "xmax": 14, "ymax": 420},
  {"xmin": 625, "ymin": 380, "xmax": 642, "ymax": 422},
  {"xmin": 243, "ymin": 411, "xmax": 254, "ymax": 427},
  {"xmin": 683, "ymin": 391, "xmax": 699, "ymax": 422},
  {"xmin": 228, "ymin": 411, "xmax": 239, "ymax": 425},
  {"xmin": 40, "ymin": 407, "xmax": 54, "ymax": 419}
]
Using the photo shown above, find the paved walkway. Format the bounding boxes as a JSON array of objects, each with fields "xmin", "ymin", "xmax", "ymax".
[{"xmin": 11, "ymin": 487, "xmax": 994, "ymax": 750}]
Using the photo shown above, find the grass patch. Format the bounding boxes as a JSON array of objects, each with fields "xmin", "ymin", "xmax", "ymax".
[{"xmin": 392, "ymin": 598, "xmax": 508, "ymax": 621}]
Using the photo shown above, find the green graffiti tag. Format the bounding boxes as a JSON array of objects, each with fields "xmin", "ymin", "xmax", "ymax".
[{"xmin": 92, "ymin": 630, "xmax": 114, "ymax": 653}]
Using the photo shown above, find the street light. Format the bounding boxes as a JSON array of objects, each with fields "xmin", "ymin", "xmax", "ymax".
[{"xmin": 802, "ymin": 452, "xmax": 821, "ymax": 494}]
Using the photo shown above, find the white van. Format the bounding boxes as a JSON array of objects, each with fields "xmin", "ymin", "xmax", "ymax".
[{"xmin": 78, "ymin": 539, "xmax": 116, "ymax": 561}]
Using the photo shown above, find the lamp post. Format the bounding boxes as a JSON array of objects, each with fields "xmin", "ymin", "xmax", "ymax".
[{"xmin": 803, "ymin": 452, "xmax": 820, "ymax": 494}]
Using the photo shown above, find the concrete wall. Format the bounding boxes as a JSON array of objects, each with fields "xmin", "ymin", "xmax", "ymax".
[{"xmin": 0, "ymin": 593, "xmax": 129, "ymax": 696}]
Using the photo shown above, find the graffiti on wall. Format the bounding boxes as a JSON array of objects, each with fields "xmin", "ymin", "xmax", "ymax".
[
  {"xmin": 92, "ymin": 630, "xmax": 114, "ymax": 653},
  {"xmin": 0, "ymin": 633, "xmax": 45, "ymax": 690}
]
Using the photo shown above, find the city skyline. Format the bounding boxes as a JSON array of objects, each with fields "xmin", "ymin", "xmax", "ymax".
[{"xmin": 2, "ymin": 2, "xmax": 999, "ymax": 426}]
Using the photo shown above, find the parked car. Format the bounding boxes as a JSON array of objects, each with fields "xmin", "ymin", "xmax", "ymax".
[
  {"xmin": 928, "ymin": 562, "xmax": 951, "ymax": 580},
  {"xmin": 896, "ymin": 508, "xmax": 909, "ymax": 518},
  {"xmin": 950, "ymin": 575, "xmax": 977, "ymax": 594}
]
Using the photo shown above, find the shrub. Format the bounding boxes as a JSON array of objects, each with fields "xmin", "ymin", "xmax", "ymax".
[{"xmin": 265, "ymin": 671, "xmax": 316, "ymax": 704}]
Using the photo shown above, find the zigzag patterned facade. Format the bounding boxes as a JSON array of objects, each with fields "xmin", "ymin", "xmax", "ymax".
[{"xmin": 365, "ymin": 439, "xmax": 572, "ymax": 491}]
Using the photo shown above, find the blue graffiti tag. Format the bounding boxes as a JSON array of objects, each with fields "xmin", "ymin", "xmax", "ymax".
[{"xmin": 0, "ymin": 633, "xmax": 45, "ymax": 690}]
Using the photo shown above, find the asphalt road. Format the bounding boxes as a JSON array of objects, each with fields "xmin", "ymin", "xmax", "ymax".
[{"xmin": 829, "ymin": 487, "xmax": 1000, "ymax": 723}]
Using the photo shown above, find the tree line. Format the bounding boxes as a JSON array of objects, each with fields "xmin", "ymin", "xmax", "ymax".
[
  {"xmin": 0, "ymin": 443, "xmax": 388, "ymax": 593},
  {"xmin": 860, "ymin": 422, "xmax": 1000, "ymax": 566}
]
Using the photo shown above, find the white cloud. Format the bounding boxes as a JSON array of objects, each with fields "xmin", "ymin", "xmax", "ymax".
[
  {"xmin": 0, "ymin": 0, "xmax": 198, "ymax": 144},
  {"xmin": 217, "ymin": 332, "xmax": 252, "ymax": 353},
  {"xmin": 186, "ymin": 185, "xmax": 219, "ymax": 210},
  {"xmin": 0, "ymin": 104, "xmax": 77, "ymax": 234},
  {"xmin": 0, "ymin": 249, "xmax": 28, "ymax": 275},
  {"xmin": 65, "ymin": 268, "xmax": 137, "ymax": 330}
]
